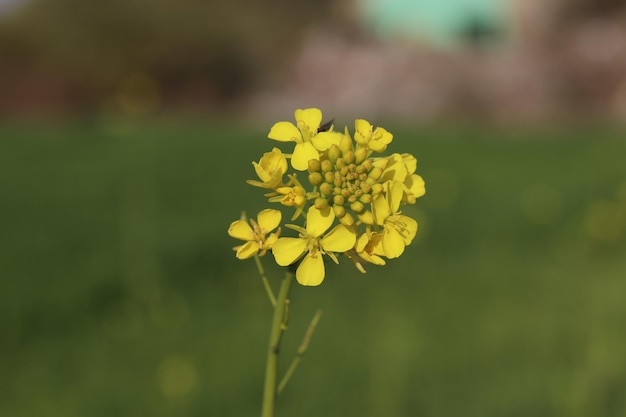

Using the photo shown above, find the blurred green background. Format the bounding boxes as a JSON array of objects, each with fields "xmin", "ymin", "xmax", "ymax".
[
  {"xmin": 2, "ymin": 122, "xmax": 626, "ymax": 416},
  {"xmin": 2, "ymin": 0, "xmax": 626, "ymax": 416}
]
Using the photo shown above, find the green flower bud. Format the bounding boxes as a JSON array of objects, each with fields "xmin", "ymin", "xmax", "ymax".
[
  {"xmin": 371, "ymin": 183, "xmax": 383, "ymax": 195},
  {"xmin": 319, "ymin": 182, "xmax": 332, "ymax": 196},
  {"xmin": 360, "ymin": 159, "xmax": 373, "ymax": 172},
  {"xmin": 324, "ymin": 171, "xmax": 334, "ymax": 183},
  {"xmin": 328, "ymin": 144, "xmax": 341, "ymax": 163},
  {"xmin": 369, "ymin": 167, "xmax": 383, "ymax": 180},
  {"xmin": 308, "ymin": 172, "xmax": 323, "ymax": 186},
  {"xmin": 314, "ymin": 198, "xmax": 329, "ymax": 210},
  {"xmin": 333, "ymin": 204, "xmax": 346, "ymax": 218},
  {"xmin": 357, "ymin": 210, "xmax": 375, "ymax": 225},
  {"xmin": 308, "ymin": 159, "xmax": 321, "ymax": 173},
  {"xmin": 340, "ymin": 134, "xmax": 353, "ymax": 153},
  {"xmin": 360, "ymin": 193, "xmax": 372, "ymax": 204},
  {"xmin": 355, "ymin": 147, "xmax": 368, "ymax": 165},
  {"xmin": 343, "ymin": 150, "xmax": 355, "ymax": 164},
  {"xmin": 333, "ymin": 195, "xmax": 345, "ymax": 206},
  {"xmin": 338, "ymin": 212, "xmax": 355, "ymax": 227},
  {"xmin": 321, "ymin": 159, "xmax": 334, "ymax": 173},
  {"xmin": 350, "ymin": 201, "xmax": 364, "ymax": 213}
]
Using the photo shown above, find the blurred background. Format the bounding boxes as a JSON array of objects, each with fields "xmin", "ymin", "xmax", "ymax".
[{"xmin": 1, "ymin": 0, "xmax": 626, "ymax": 416}]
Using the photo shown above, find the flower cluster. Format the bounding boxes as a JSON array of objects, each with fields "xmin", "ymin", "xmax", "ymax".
[{"xmin": 228, "ymin": 108, "xmax": 425, "ymax": 286}]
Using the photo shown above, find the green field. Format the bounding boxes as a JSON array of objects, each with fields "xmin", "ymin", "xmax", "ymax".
[{"xmin": 1, "ymin": 120, "xmax": 626, "ymax": 417}]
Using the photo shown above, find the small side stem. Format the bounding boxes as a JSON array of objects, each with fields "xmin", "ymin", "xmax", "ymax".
[
  {"xmin": 260, "ymin": 270, "xmax": 293, "ymax": 417},
  {"xmin": 277, "ymin": 309, "xmax": 323, "ymax": 395},
  {"xmin": 254, "ymin": 254, "xmax": 276, "ymax": 307}
]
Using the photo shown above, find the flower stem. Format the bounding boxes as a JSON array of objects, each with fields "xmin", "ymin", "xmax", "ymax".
[
  {"xmin": 277, "ymin": 308, "xmax": 322, "ymax": 395},
  {"xmin": 261, "ymin": 270, "xmax": 293, "ymax": 417},
  {"xmin": 254, "ymin": 254, "xmax": 276, "ymax": 307}
]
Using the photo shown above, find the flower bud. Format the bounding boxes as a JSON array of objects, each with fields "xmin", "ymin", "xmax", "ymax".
[
  {"xmin": 308, "ymin": 172, "xmax": 323, "ymax": 186},
  {"xmin": 360, "ymin": 193, "xmax": 372, "ymax": 204},
  {"xmin": 340, "ymin": 134, "xmax": 353, "ymax": 153},
  {"xmin": 308, "ymin": 159, "xmax": 321, "ymax": 173},
  {"xmin": 343, "ymin": 150, "xmax": 355, "ymax": 164},
  {"xmin": 328, "ymin": 144, "xmax": 341, "ymax": 163},
  {"xmin": 369, "ymin": 167, "xmax": 383, "ymax": 180},
  {"xmin": 357, "ymin": 210, "xmax": 375, "ymax": 225},
  {"xmin": 333, "ymin": 205, "xmax": 346, "ymax": 218},
  {"xmin": 350, "ymin": 201, "xmax": 364, "ymax": 213},
  {"xmin": 338, "ymin": 212, "xmax": 355, "ymax": 226},
  {"xmin": 333, "ymin": 195, "xmax": 345, "ymax": 206},
  {"xmin": 321, "ymin": 159, "xmax": 334, "ymax": 173},
  {"xmin": 355, "ymin": 147, "xmax": 368, "ymax": 164},
  {"xmin": 360, "ymin": 158, "xmax": 373, "ymax": 172},
  {"xmin": 314, "ymin": 198, "xmax": 329, "ymax": 210},
  {"xmin": 319, "ymin": 182, "xmax": 332, "ymax": 196},
  {"xmin": 371, "ymin": 183, "xmax": 383, "ymax": 195}
]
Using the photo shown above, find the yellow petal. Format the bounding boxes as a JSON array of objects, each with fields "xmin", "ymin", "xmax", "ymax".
[
  {"xmin": 295, "ymin": 108, "xmax": 322, "ymax": 132},
  {"xmin": 397, "ymin": 215, "xmax": 418, "ymax": 244},
  {"xmin": 320, "ymin": 225, "xmax": 356, "ymax": 253},
  {"xmin": 388, "ymin": 181, "xmax": 404, "ymax": 213},
  {"xmin": 268, "ymin": 122, "xmax": 301, "ymax": 143},
  {"xmin": 355, "ymin": 233, "xmax": 369, "ymax": 252},
  {"xmin": 354, "ymin": 119, "xmax": 372, "ymax": 145},
  {"xmin": 252, "ymin": 161, "xmax": 272, "ymax": 183},
  {"xmin": 306, "ymin": 206, "xmax": 335, "ymax": 237},
  {"xmin": 291, "ymin": 142, "xmax": 319, "ymax": 171},
  {"xmin": 311, "ymin": 132, "xmax": 342, "ymax": 151},
  {"xmin": 296, "ymin": 252, "xmax": 325, "ymax": 286},
  {"xmin": 369, "ymin": 127, "xmax": 393, "ymax": 152},
  {"xmin": 257, "ymin": 209, "xmax": 281, "ymax": 233},
  {"xmin": 373, "ymin": 194, "xmax": 390, "ymax": 225},
  {"xmin": 272, "ymin": 237, "xmax": 307, "ymax": 266},
  {"xmin": 228, "ymin": 220, "xmax": 253, "ymax": 241},
  {"xmin": 382, "ymin": 226, "xmax": 406, "ymax": 258},
  {"xmin": 402, "ymin": 153, "xmax": 417, "ymax": 174},
  {"xmin": 236, "ymin": 241, "xmax": 259, "ymax": 259},
  {"xmin": 406, "ymin": 174, "xmax": 426, "ymax": 199}
]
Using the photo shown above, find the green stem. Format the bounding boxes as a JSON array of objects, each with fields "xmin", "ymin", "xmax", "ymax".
[
  {"xmin": 261, "ymin": 270, "xmax": 293, "ymax": 417},
  {"xmin": 277, "ymin": 309, "xmax": 322, "ymax": 395},
  {"xmin": 254, "ymin": 254, "xmax": 276, "ymax": 307}
]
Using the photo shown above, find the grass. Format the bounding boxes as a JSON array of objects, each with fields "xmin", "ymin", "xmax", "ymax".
[{"xmin": 1, "ymin": 119, "xmax": 625, "ymax": 417}]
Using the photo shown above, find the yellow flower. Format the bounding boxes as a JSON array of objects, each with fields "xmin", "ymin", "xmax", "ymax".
[
  {"xmin": 372, "ymin": 181, "xmax": 418, "ymax": 258},
  {"xmin": 345, "ymin": 231, "xmax": 386, "ymax": 273},
  {"xmin": 272, "ymin": 207, "xmax": 356, "ymax": 286},
  {"xmin": 228, "ymin": 209, "xmax": 282, "ymax": 259},
  {"xmin": 354, "ymin": 119, "xmax": 393, "ymax": 153},
  {"xmin": 375, "ymin": 153, "xmax": 426, "ymax": 203},
  {"xmin": 268, "ymin": 108, "xmax": 342, "ymax": 171},
  {"xmin": 247, "ymin": 147, "xmax": 287, "ymax": 190}
]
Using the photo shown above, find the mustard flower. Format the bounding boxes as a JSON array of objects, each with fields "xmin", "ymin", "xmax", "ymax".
[
  {"xmin": 375, "ymin": 153, "xmax": 426, "ymax": 203},
  {"xmin": 247, "ymin": 147, "xmax": 288, "ymax": 190},
  {"xmin": 354, "ymin": 119, "xmax": 393, "ymax": 153},
  {"xmin": 268, "ymin": 108, "xmax": 342, "ymax": 171},
  {"xmin": 272, "ymin": 207, "xmax": 356, "ymax": 286},
  {"xmin": 372, "ymin": 181, "xmax": 418, "ymax": 258},
  {"xmin": 228, "ymin": 209, "xmax": 282, "ymax": 259}
]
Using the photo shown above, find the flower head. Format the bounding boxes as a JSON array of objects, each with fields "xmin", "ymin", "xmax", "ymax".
[
  {"xmin": 228, "ymin": 209, "xmax": 282, "ymax": 259},
  {"xmin": 231, "ymin": 109, "xmax": 426, "ymax": 285}
]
